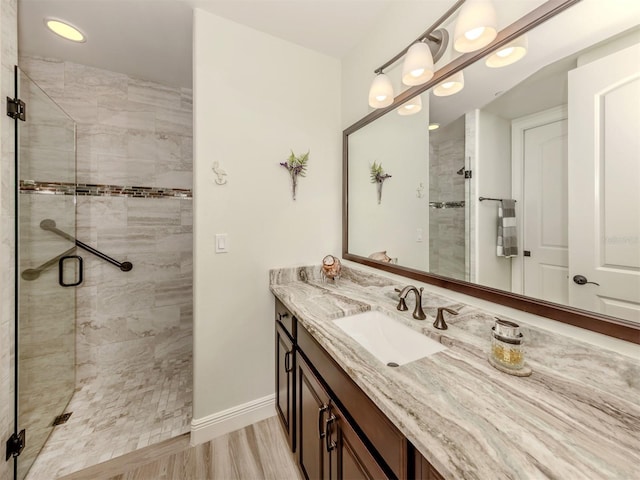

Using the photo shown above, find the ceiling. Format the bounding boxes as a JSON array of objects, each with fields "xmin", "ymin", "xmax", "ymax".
[{"xmin": 18, "ymin": 0, "xmax": 393, "ymax": 89}]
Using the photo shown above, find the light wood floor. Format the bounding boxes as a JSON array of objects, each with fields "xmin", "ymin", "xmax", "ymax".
[{"xmin": 59, "ymin": 416, "xmax": 302, "ymax": 480}]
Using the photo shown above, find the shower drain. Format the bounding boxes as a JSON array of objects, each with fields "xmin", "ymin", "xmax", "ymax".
[{"xmin": 52, "ymin": 412, "xmax": 72, "ymax": 426}]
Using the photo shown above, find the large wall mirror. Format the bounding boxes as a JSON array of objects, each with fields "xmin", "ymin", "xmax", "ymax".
[{"xmin": 343, "ymin": 0, "xmax": 640, "ymax": 343}]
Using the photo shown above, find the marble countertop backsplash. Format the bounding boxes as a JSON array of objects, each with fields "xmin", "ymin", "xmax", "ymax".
[{"xmin": 269, "ymin": 265, "xmax": 640, "ymax": 479}]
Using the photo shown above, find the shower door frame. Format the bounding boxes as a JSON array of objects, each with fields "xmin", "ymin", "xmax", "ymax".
[{"xmin": 10, "ymin": 65, "xmax": 79, "ymax": 480}]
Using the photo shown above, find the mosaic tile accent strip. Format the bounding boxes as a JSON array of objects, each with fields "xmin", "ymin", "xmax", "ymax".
[{"xmin": 19, "ymin": 180, "xmax": 192, "ymax": 199}]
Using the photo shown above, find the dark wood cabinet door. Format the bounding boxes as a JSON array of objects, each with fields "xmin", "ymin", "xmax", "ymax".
[
  {"xmin": 413, "ymin": 449, "xmax": 445, "ymax": 480},
  {"xmin": 297, "ymin": 354, "xmax": 332, "ymax": 480},
  {"xmin": 276, "ymin": 321, "xmax": 295, "ymax": 451},
  {"xmin": 298, "ymin": 324, "xmax": 407, "ymax": 479},
  {"xmin": 329, "ymin": 402, "xmax": 390, "ymax": 480}
]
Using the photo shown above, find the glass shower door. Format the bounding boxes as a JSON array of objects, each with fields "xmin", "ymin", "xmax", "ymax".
[{"xmin": 15, "ymin": 68, "xmax": 77, "ymax": 480}]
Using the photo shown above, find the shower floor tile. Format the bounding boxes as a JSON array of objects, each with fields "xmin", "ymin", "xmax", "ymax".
[{"xmin": 25, "ymin": 350, "xmax": 192, "ymax": 479}]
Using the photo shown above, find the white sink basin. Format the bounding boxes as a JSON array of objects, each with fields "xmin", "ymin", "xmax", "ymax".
[{"xmin": 333, "ymin": 310, "xmax": 446, "ymax": 366}]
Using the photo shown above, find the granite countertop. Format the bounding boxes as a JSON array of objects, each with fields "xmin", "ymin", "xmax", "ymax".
[{"xmin": 269, "ymin": 265, "xmax": 640, "ymax": 480}]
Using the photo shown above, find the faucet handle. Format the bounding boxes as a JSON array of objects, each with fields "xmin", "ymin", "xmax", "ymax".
[
  {"xmin": 394, "ymin": 288, "xmax": 408, "ymax": 311},
  {"xmin": 433, "ymin": 307, "xmax": 458, "ymax": 330},
  {"xmin": 397, "ymin": 298, "xmax": 408, "ymax": 311},
  {"xmin": 414, "ymin": 287, "xmax": 426, "ymax": 320}
]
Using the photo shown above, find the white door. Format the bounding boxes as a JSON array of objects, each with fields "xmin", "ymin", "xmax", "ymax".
[
  {"xmin": 521, "ymin": 110, "xmax": 569, "ymax": 305},
  {"xmin": 568, "ymin": 43, "xmax": 640, "ymax": 323}
]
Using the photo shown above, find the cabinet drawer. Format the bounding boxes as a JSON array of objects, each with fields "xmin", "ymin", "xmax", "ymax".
[
  {"xmin": 275, "ymin": 298, "xmax": 296, "ymax": 340},
  {"xmin": 298, "ymin": 324, "xmax": 408, "ymax": 479}
]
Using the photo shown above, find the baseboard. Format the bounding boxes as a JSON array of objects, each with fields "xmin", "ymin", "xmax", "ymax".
[{"xmin": 190, "ymin": 394, "xmax": 276, "ymax": 446}]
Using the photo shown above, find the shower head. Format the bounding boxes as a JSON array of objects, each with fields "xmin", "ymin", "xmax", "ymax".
[{"xmin": 456, "ymin": 166, "xmax": 465, "ymax": 175}]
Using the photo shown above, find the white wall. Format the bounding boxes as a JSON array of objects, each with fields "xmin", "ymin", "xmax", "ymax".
[
  {"xmin": 474, "ymin": 110, "xmax": 512, "ymax": 290},
  {"xmin": 193, "ymin": 9, "xmax": 341, "ymax": 439},
  {"xmin": 577, "ymin": 27, "xmax": 640, "ymax": 67},
  {"xmin": 348, "ymin": 93, "xmax": 429, "ymax": 270}
]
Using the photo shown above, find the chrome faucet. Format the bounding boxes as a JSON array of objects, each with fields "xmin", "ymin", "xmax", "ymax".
[{"xmin": 396, "ymin": 285, "xmax": 426, "ymax": 320}]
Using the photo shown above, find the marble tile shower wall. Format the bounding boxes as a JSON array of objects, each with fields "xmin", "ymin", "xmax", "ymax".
[
  {"xmin": 19, "ymin": 56, "xmax": 193, "ymax": 385},
  {"xmin": 1, "ymin": 1, "xmax": 18, "ymax": 479},
  {"xmin": 429, "ymin": 137, "xmax": 466, "ymax": 280},
  {"xmin": 20, "ymin": 56, "xmax": 192, "ymax": 188}
]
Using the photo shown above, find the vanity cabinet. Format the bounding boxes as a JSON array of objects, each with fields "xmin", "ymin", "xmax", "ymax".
[
  {"xmin": 297, "ymin": 353, "xmax": 388, "ymax": 480},
  {"xmin": 275, "ymin": 299, "xmax": 442, "ymax": 480},
  {"xmin": 297, "ymin": 353, "xmax": 331, "ymax": 479},
  {"xmin": 413, "ymin": 452, "xmax": 445, "ymax": 480},
  {"xmin": 275, "ymin": 299, "xmax": 296, "ymax": 451}
]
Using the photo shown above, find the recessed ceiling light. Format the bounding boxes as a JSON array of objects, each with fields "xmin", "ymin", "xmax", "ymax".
[
  {"xmin": 428, "ymin": 123, "xmax": 440, "ymax": 131},
  {"xmin": 44, "ymin": 18, "xmax": 86, "ymax": 43}
]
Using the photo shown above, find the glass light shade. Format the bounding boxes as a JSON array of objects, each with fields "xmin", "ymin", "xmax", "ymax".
[
  {"xmin": 397, "ymin": 95, "xmax": 422, "ymax": 116},
  {"xmin": 433, "ymin": 71, "xmax": 465, "ymax": 96},
  {"xmin": 485, "ymin": 35, "xmax": 528, "ymax": 68},
  {"xmin": 402, "ymin": 42, "xmax": 434, "ymax": 86},
  {"xmin": 45, "ymin": 18, "xmax": 86, "ymax": 42},
  {"xmin": 428, "ymin": 123, "xmax": 440, "ymax": 131},
  {"xmin": 368, "ymin": 73, "xmax": 395, "ymax": 108},
  {"xmin": 453, "ymin": 0, "xmax": 497, "ymax": 53}
]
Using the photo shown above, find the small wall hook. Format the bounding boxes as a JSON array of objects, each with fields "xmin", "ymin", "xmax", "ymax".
[{"xmin": 212, "ymin": 161, "xmax": 228, "ymax": 185}]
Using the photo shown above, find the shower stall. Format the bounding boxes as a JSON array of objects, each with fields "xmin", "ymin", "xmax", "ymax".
[
  {"xmin": 428, "ymin": 115, "xmax": 468, "ymax": 281},
  {"xmin": 10, "ymin": 56, "xmax": 194, "ymax": 478}
]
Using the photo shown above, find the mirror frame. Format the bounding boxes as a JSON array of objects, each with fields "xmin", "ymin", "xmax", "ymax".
[{"xmin": 342, "ymin": 0, "xmax": 640, "ymax": 344}]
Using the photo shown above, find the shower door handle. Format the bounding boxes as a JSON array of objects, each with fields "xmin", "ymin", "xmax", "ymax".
[{"xmin": 58, "ymin": 255, "xmax": 83, "ymax": 287}]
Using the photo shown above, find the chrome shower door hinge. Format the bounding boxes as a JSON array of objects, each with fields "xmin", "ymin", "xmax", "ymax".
[
  {"xmin": 6, "ymin": 97, "xmax": 26, "ymax": 121},
  {"xmin": 464, "ymin": 170, "xmax": 472, "ymax": 179},
  {"xmin": 5, "ymin": 429, "xmax": 26, "ymax": 461}
]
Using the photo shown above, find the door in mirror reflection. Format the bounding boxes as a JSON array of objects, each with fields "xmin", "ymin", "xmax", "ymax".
[
  {"xmin": 568, "ymin": 43, "xmax": 640, "ymax": 323},
  {"xmin": 515, "ymin": 107, "xmax": 569, "ymax": 305}
]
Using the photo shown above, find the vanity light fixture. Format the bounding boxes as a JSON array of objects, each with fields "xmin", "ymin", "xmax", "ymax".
[
  {"xmin": 402, "ymin": 42, "xmax": 434, "ymax": 86},
  {"xmin": 367, "ymin": 0, "xmax": 463, "ymax": 109},
  {"xmin": 428, "ymin": 123, "xmax": 440, "ymax": 131},
  {"xmin": 44, "ymin": 18, "xmax": 86, "ymax": 42},
  {"xmin": 433, "ymin": 71, "xmax": 465, "ymax": 96},
  {"xmin": 397, "ymin": 94, "xmax": 423, "ymax": 116},
  {"xmin": 367, "ymin": 0, "xmax": 499, "ymax": 108},
  {"xmin": 368, "ymin": 72, "xmax": 395, "ymax": 108},
  {"xmin": 485, "ymin": 35, "xmax": 528, "ymax": 68},
  {"xmin": 453, "ymin": 0, "xmax": 497, "ymax": 53},
  {"xmin": 368, "ymin": 27, "xmax": 450, "ymax": 109}
]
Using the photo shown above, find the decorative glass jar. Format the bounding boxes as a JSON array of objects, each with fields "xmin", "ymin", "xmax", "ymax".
[{"xmin": 490, "ymin": 319, "xmax": 525, "ymax": 370}]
